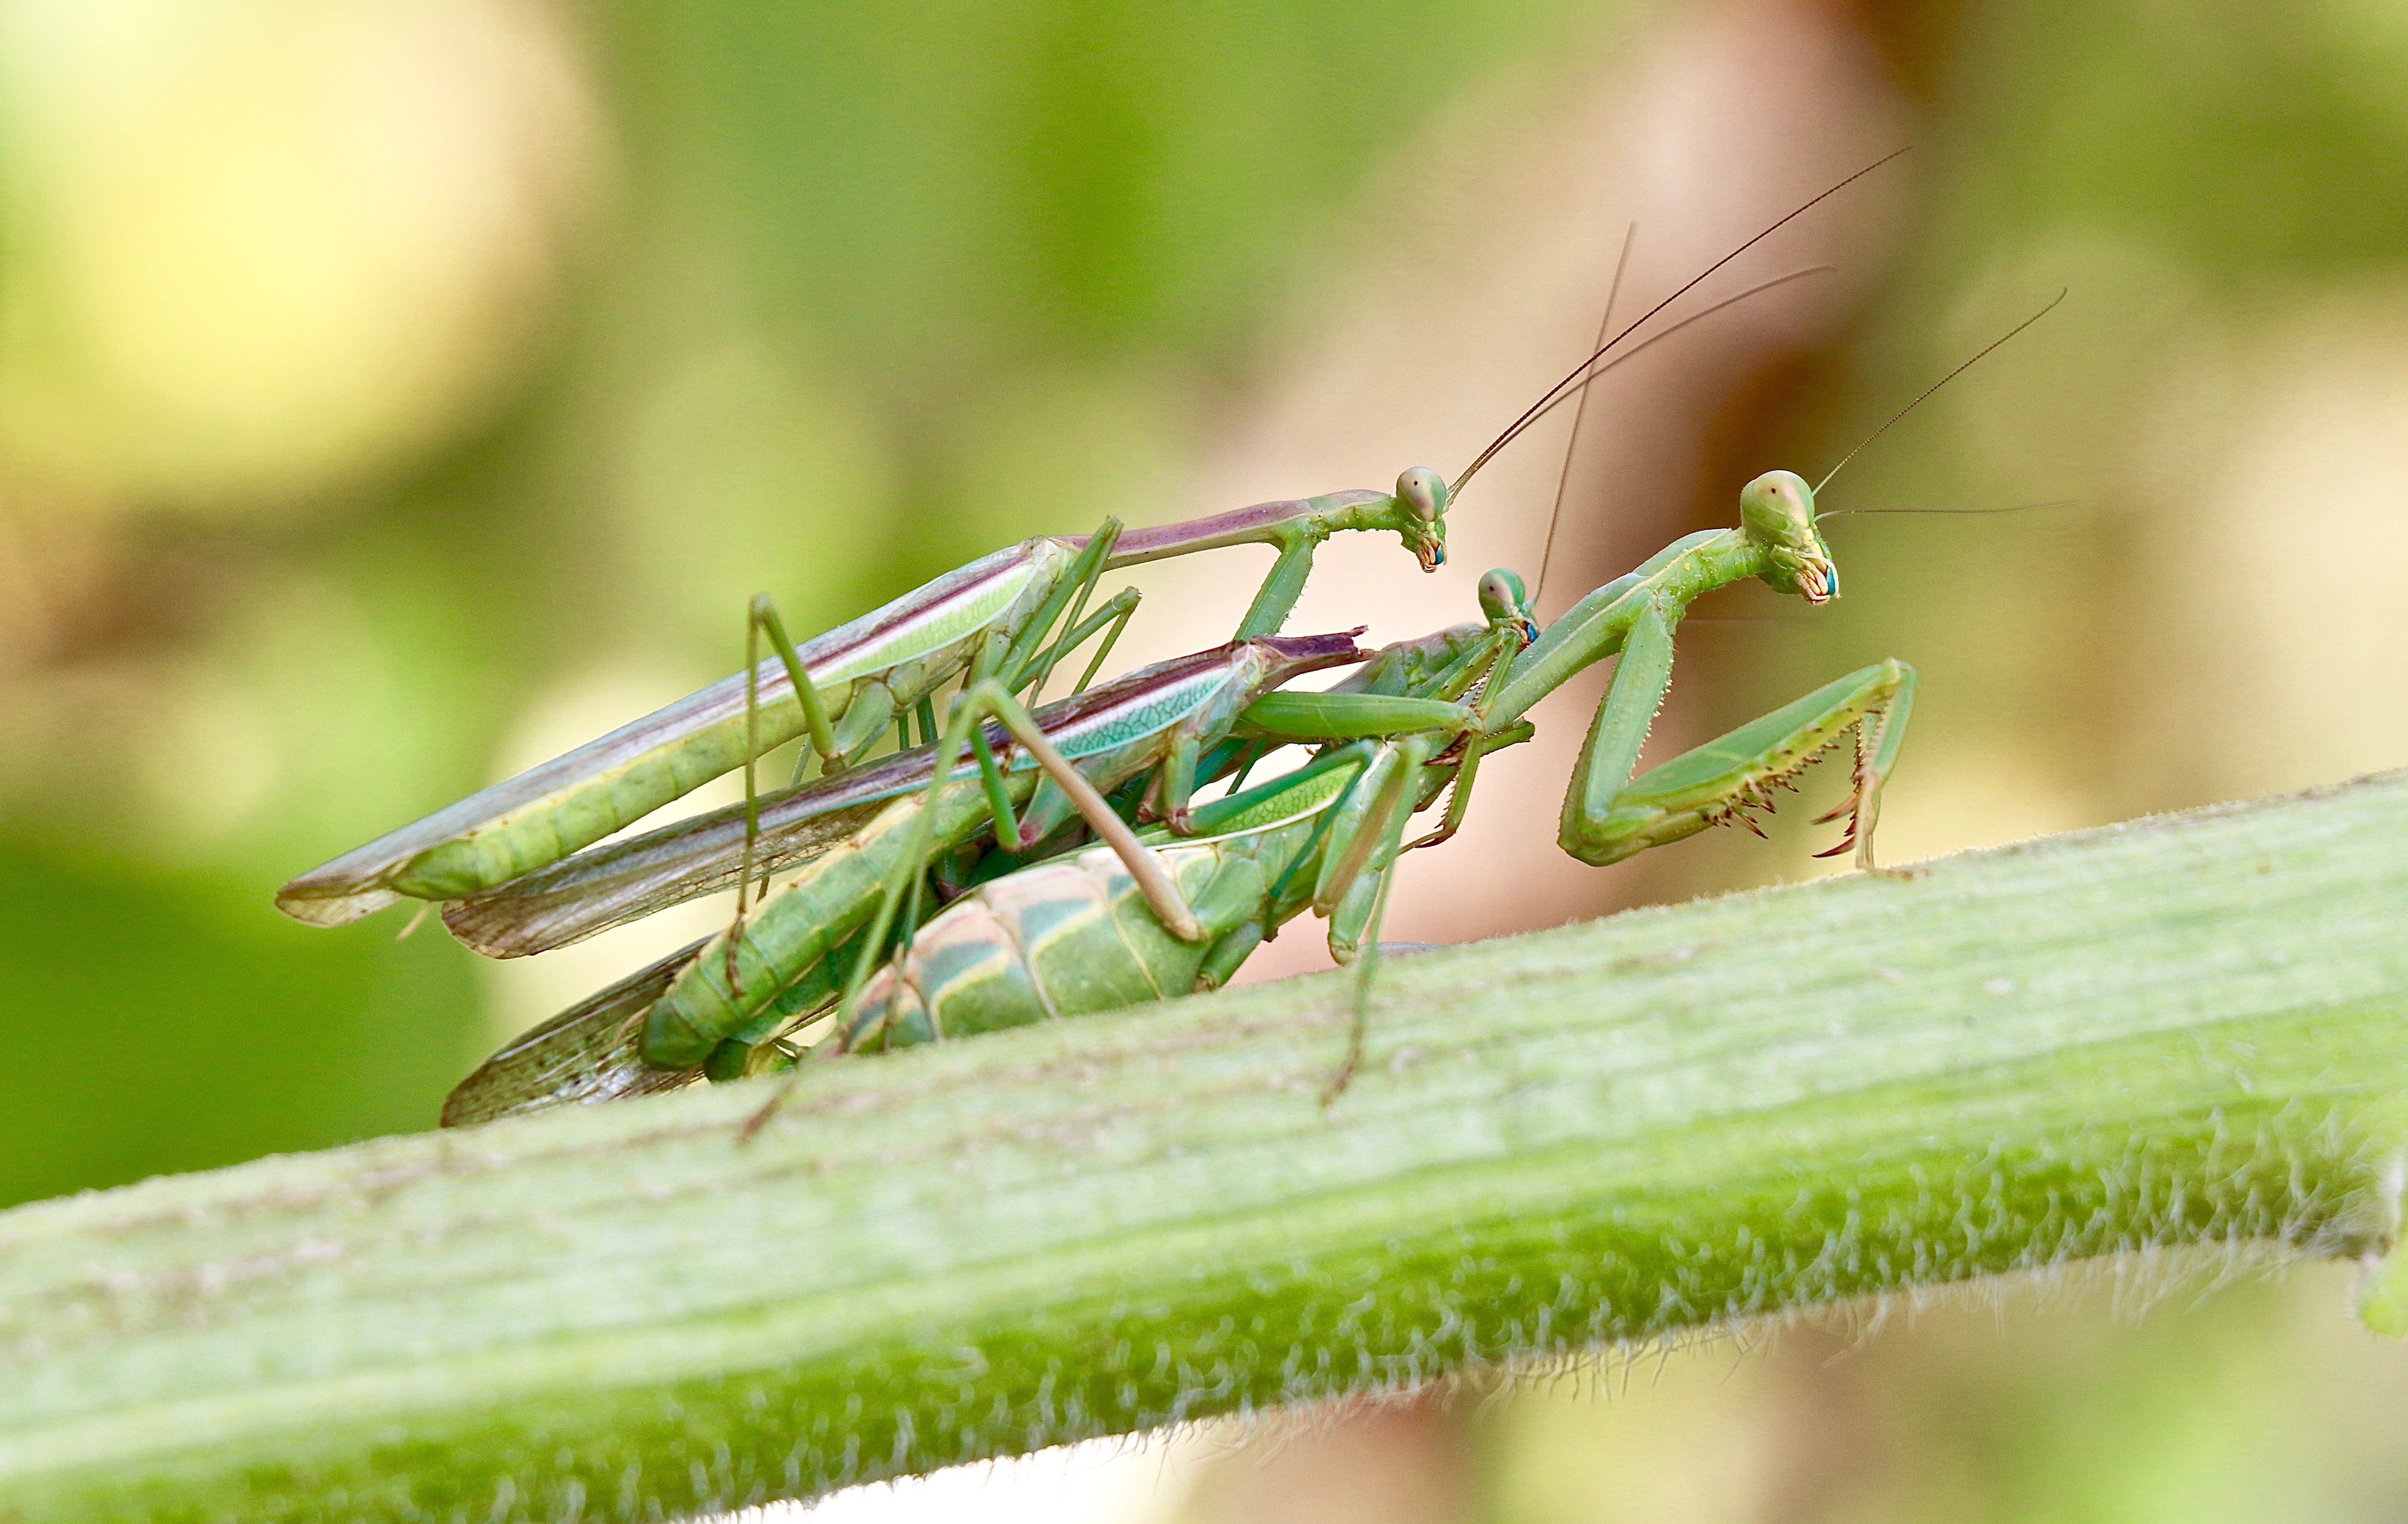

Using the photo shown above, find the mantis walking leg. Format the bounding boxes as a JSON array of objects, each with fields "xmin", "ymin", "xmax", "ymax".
[
  {"xmin": 1304, "ymin": 735, "xmax": 1434, "ymax": 1099},
  {"xmin": 729, "ymin": 522, "xmax": 1134, "ymax": 976}
]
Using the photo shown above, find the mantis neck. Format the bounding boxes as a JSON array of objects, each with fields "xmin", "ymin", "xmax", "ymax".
[
  {"xmin": 1486, "ymin": 529, "xmax": 1764, "ymax": 729},
  {"xmin": 1087, "ymin": 490, "xmax": 1397, "ymax": 564}
]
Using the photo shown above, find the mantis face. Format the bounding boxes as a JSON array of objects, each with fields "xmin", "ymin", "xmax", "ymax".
[
  {"xmin": 1394, "ymin": 467, "xmax": 1450, "ymax": 572},
  {"xmin": 1477, "ymin": 567, "xmax": 1539, "ymax": 644},
  {"xmin": 1739, "ymin": 469, "xmax": 1838, "ymax": 604}
]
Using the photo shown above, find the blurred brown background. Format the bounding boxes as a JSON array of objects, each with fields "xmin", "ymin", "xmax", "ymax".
[{"xmin": 4, "ymin": 0, "xmax": 2405, "ymax": 1517}]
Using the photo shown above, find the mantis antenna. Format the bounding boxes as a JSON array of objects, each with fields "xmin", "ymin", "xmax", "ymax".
[
  {"xmin": 1811, "ymin": 289, "xmax": 2068, "ymax": 499},
  {"xmin": 1512, "ymin": 266, "xmax": 1838, "ymax": 448},
  {"xmin": 1532, "ymin": 221, "xmax": 1635, "ymax": 615},
  {"xmin": 1820, "ymin": 498, "xmax": 2077, "ymax": 520},
  {"xmin": 1452, "ymin": 145, "xmax": 1912, "ymax": 499},
  {"xmin": 1522, "ymin": 257, "xmax": 1841, "ymax": 609}
]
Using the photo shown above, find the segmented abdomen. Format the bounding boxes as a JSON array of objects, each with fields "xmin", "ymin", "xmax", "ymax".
[{"xmin": 844, "ymin": 841, "xmax": 1264, "ymax": 1051}]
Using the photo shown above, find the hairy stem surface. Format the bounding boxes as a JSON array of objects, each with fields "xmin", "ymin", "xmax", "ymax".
[{"xmin": 6, "ymin": 772, "xmax": 2407, "ymax": 1522}]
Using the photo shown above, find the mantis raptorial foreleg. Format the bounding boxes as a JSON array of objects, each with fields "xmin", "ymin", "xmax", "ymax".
[{"xmin": 1562, "ymin": 647, "xmax": 1916, "ymax": 871}]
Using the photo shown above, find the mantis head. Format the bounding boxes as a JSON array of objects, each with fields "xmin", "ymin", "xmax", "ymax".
[
  {"xmin": 1477, "ymin": 567, "xmax": 1539, "ymax": 643},
  {"xmin": 1394, "ymin": 468, "xmax": 1450, "ymax": 572},
  {"xmin": 1739, "ymin": 470, "xmax": 1838, "ymax": 604}
]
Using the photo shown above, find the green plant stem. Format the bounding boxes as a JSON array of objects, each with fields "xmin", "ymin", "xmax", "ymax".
[{"xmin": 6, "ymin": 771, "xmax": 2407, "ymax": 1523}]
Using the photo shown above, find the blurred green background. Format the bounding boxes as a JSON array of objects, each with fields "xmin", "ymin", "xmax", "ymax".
[{"xmin": 3, "ymin": 0, "xmax": 2405, "ymax": 1518}]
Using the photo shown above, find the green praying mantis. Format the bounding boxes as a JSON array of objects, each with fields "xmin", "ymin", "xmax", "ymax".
[
  {"xmin": 803, "ymin": 470, "xmax": 1918, "ymax": 1069},
  {"xmin": 273, "ymin": 484, "xmax": 1447, "ymax": 929},
  {"xmin": 440, "ymin": 454, "xmax": 1925, "ymax": 1126},
  {"xmin": 275, "ymin": 152, "xmax": 1998, "ymax": 1125},
  {"xmin": 276, "ymin": 153, "xmax": 1893, "ymax": 937}
]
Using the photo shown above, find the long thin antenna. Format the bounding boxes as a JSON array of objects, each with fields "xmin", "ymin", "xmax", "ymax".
[
  {"xmin": 1515, "ymin": 265, "xmax": 1835, "ymax": 440},
  {"xmin": 1820, "ymin": 497, "xmax": 2075, "ymax": 519},
  {"xmin": 1452, "ymin": 146, "xmax": 1911, "ymax": 496},
  {"xmin": 1533, "ymin": 222, "xmax": 1635, "ymax": 612},
  {"xmin": 1811, "ymin": 289, "xmax": 2067, "ymax": 498}
]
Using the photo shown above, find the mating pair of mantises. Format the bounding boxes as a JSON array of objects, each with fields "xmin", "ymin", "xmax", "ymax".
[{"xmin": 280, "ymin": 154, "xmax": 2013, "ymax": 1129}]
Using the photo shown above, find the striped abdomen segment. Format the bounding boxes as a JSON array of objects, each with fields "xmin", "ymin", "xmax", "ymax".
[{"xmin": 842, "ymin": 841, "xmax": 1270, "ymax": 1052}]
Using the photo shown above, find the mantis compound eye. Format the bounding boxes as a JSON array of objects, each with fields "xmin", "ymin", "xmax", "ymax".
[{"xmin": 1397, "ymin": 467, "xmax": 1445, "ymax": 522}]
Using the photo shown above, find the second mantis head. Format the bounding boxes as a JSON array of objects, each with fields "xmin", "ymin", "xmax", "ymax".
[{"xmin": 1739, "ymin": 468, "xmax": 1838, "ymax": 604}]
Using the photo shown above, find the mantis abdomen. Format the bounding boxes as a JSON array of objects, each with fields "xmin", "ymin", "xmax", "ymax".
[{"xmin": 841, "ymin": 826, "xmax": 1297, "ymax": 1053}]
